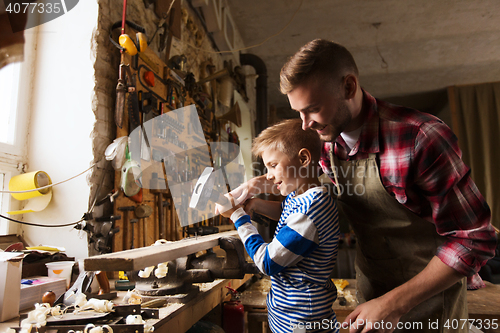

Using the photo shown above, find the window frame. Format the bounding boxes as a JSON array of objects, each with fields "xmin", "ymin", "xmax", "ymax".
[{"xmin": 0, "ymin": 25, "xmax": 38, "ymax": 235}]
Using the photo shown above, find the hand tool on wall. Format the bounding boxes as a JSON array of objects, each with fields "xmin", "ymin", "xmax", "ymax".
[
  {"xmin": 118, "ymin": 206, "xmax": 135, "ymax": 250},
  {"xmin": 91, "ymin": 215, "xmax": 122, "ymax": 254},
  {"xmin": 126, "ymin": 69, "xmax": 140, "ymax": 133},
  {"xmin": 137, "ymin": 63, "xmax": 184, "ymax": 106},
  {"xmin": 113, "ymin": 0, "xmax": 129, "ymax": 129},
  {"xmin": 135, "ymin": 204, "xmax": 153, "ymax": 247},
  {"xmin": 157, "ymin": 191, "xmax": 164, "ymax": 239},
  {"xmin": 150, "ymin": 172, "xmax": 169, "ymax": 239},
  {"xmin": 115, "ymin": 64, "xmax": 127, "ymax": 129},
  {"xmin": 165, "ymin": 198, "xmax": 173, "ymax": 239},
  {"xmin": 130, "ymin": 218, "xmax": 138, "ymax": 249},
  {"xmin": 109, "ymin": 0, "xmax": 148, "ymax": 128}
]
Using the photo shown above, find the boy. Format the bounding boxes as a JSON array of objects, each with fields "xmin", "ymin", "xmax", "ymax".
[{"xmin": 216, "ymin": 119, "xmax": 340, "ymax": 333}]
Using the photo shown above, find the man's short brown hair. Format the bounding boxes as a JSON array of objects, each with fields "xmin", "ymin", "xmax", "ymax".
[
  {"xmin": 252, "ymin": 118, "xmax": 321, "ymax": 164},
  {"xmin": 280, "ymin": 39, "xmax": 358, "ymax": 94}
]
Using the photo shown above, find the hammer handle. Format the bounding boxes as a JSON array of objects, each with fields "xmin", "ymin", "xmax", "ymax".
[{"xmin": 96, "ymin": 271, "xmax": 111, "ymax": 295}]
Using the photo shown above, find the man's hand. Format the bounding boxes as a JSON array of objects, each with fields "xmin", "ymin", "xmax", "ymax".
[
  {"xmin": 343, "ymin": 256, "xmax": 465, "ymax": 333},
  {"xmin": 344, "ymin": 295, "xmax": 403, "ymax": 333},
  {"xmin": 244, "ymin": 198, "xmax": 282, "ymax": 221},
  {"xmin": 243, "ymin": 198, "xmax": 260, "ymax": 216}
]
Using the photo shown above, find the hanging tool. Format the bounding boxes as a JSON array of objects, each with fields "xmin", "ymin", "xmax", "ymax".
[
  {"xmin": 109, "ymin": 0, "xmax": 148, "ymax": 128},
  {"xmin": 113, "ymin": 0, "xmax": 129, "ymax": 129},
  {"xmin": 118, "ymin": 206, "xmax": 135, "ymax": 250},
  {"xmin": 135, "ymin": 204, "xmax": 153, "ymax": 247},
  {"xmin": 137, "ymin": 63, "xmax": 183, "ymax": 105},
  {"xmin": 130, "ymin": 218, "xmax": 138, "ymax": 249},
  {"xmin": 126, "ymin": 67, "xmax": 141, "ymax": 132},
  {"xmin": 115, "ymin": 65, "xmax": 127, "ymax": 129},
  {"xmin": 90, "ymin": 215, "xmax": 122, "ymax": 254}
]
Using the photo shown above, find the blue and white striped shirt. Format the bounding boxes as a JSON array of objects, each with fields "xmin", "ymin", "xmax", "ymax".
[{"xmin": 233, "ymin": 186, "xmax": 340, "ymax": 332}]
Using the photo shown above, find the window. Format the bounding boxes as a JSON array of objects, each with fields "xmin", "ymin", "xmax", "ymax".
[
  {"xmin": 0, "ymin": 31, "xmax": 36, "ymax": 235},
  {"xmin": 0, "ymin": 60, "xmax": 28, "ymax": 161},
  {"xmin": 0, "ymin": 62, "xmax": 21, "ymax": 146}
]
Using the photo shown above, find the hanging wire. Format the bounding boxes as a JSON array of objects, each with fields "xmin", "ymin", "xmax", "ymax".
[{"xmin": 0, "ymin": 213, "xmax": 83, "ymax": 228}]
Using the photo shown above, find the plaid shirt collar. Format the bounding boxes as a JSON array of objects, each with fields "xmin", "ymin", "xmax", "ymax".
[{"xmin": 335, "ymin": 89, "xmax": 380, "ymax": 157}]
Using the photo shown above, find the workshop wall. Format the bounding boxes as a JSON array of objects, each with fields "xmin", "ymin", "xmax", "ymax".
[{"xmin": 21, "ymin": 1, "xmax": 99, "ymax": 259}]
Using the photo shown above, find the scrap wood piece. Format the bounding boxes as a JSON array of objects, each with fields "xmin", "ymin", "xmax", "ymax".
[{"xmin": 84, "ymin": 230, "xmax": 238, "ymax": 272}]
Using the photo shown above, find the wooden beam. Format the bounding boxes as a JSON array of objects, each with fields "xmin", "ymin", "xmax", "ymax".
[{"xmin": 84, "ymin": 230, "xmax": 239, "ymax": 272}]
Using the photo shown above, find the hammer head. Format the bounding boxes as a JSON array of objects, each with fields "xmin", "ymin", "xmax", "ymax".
[{"xmin": 189, "ymin": 167, "xmax": 228, "ymax": 211}]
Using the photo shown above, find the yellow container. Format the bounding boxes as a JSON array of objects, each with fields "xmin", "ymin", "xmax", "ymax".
[{"xmin": 9, "ymin": 171, "xmax": 52, "ymax": 201}]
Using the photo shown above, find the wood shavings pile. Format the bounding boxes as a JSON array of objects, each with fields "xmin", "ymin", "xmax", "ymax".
[{"xmin": 333, "ymin": 279, "xmax": 356, "ymax": 305}]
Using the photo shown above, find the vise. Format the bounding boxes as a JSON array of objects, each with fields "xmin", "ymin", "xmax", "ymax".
[{"xmin": 128, "ymin": 235, "xmax": 260, "ymax": 296}]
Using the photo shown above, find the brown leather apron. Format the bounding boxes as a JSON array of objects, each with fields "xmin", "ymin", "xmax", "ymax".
[{"xmin": 330, "ymin": 152, "xmax": 468, "ymax": 332}]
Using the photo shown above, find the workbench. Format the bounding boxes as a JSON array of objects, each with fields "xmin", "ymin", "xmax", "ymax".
[
  {"xmin": 0, "ymin": 274, "xmax": 253, "ymax": 333},
  {"xmin": 239, "ymin": 278, "xmax": 500, "ymax": 333}
]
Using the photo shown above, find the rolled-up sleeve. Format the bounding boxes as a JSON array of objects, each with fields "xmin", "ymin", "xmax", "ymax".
[{"xmin": 414, "ymin": 121, "xmax": 497, "ymax": 288}]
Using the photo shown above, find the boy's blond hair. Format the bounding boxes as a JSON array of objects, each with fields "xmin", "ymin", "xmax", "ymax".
[{"xmin": 252, "ymin": 118, "xmax": 321, "ymax": 164}]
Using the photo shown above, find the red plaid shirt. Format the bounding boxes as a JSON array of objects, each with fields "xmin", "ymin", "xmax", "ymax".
[{"xmin": 320, "ymin": 90, "xmax": 497, "ymax": 289}]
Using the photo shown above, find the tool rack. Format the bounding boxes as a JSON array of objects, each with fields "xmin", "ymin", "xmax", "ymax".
[{"xmin": 112, "ymin": 25, "xmax": 232, "ymax": 253}]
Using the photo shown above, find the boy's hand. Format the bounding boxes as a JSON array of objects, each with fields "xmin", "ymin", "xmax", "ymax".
[{"xmin": 214, "ymin": 193, "xmax": 241, "ymax": 219}]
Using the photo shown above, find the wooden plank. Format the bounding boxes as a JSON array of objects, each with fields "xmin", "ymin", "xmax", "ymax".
[{"xmin": 84, "ymin": 230, "xmax": 238, "ymax": 271}]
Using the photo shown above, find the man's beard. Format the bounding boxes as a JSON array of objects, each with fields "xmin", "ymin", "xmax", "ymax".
[{"xmin": 320, "ymin": 103, "xmax": 352, "ymax": 142}]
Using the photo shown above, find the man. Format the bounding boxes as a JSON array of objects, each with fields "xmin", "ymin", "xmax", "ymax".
[{"xmin": 232, "ymin": 39, "xmax": 497, "ymax": 333}]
